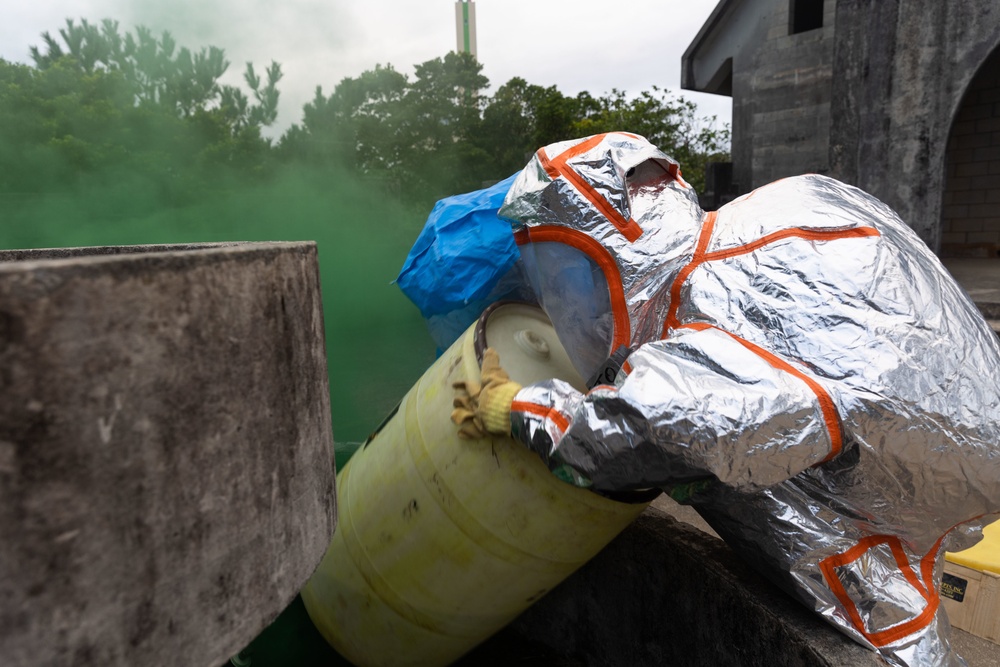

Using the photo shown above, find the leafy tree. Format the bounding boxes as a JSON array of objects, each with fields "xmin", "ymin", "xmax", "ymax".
[
  {"xmin": 0, "ymin": 56, "xmax": 139, "ymax": 192},
  {"xmin": 8, "ymin": 17, "xmax": 729, "ymax": 212},
  {"xmin": 397, "ymin": 51, "xmax": 490, "ymax": 197},
  {"xmin": 0, "ymin": 18, "xmax": 286, "ymax": 209},
  {"xmin": 281, "ymin": 52, "xmax": 490, "ymax": 205},
  {"xmin": 475, "ymin": 83, "xmax": 729, "ymax": 193},
  {"xmin": 29, "ymin": 18, "xmax": 282, "ymax": 133},
  {"xmin": 476, "ymin": 78, "xmax": 578, "ymax": 177},
  {"xmin": 279, "ymin": 64, "xmax": 409, "ymax": 170},
  {"xmin": 564, "ymin": 86, "xmax": 730, "ymax": 192}
]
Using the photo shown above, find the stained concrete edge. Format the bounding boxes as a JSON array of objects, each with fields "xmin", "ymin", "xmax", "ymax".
[
  {"xmin": 463, "ymin": 506, "xmax": 880, "ymax": 667},
  {"xmin": 0, "ymin": 242, "xmax": 337, "ymax": 667}
]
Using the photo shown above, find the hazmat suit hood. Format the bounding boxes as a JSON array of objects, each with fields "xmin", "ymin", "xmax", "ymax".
[{"xmin": 499, "ymin": 132, "xmax": 703, "ymax": 381}]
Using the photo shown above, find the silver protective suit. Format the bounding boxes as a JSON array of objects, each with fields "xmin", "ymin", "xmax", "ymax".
[{"xmin": 498, "ymin": 132, "xmax": 1000, "ymax": 667}]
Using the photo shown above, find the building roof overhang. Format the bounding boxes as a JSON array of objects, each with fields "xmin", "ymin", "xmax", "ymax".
[{"xmin": 681, "ymin": 0, "xmax": 750, "ymax": 97}]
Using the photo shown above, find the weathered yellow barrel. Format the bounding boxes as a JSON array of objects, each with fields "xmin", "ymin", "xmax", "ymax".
[{"xmin": 302, "ymin": 303, "xmax": 655, "ymax": 666}]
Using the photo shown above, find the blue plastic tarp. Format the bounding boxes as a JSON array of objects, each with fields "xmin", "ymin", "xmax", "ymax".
[{"xmin": 396, "ymin": 172, "xmax": 534, "ymax": 350}]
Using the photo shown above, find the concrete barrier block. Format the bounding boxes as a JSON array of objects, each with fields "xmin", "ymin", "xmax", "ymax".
[{"xmin": 0, "ymin": 243, "xmax": 336, "ymax": 667}]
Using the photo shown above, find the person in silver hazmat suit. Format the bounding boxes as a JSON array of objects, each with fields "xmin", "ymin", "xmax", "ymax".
[{"xmin": 452, "ymin": 132, "xmax": 1000, "ymax": 666}]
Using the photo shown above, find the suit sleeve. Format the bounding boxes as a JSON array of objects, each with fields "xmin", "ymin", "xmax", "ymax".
[{"xmin": 510, "ymin": 326, "xmax": 842, "ymax": 492}]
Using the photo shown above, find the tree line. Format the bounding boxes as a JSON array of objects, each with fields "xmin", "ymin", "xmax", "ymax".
[{"xmin": 0, "ymin": 18, "xmax": 729, "ymax": 213}]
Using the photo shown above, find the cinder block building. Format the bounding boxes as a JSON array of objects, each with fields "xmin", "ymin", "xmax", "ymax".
[{"xmin": 683, "ymin": 0, "xmax": 1000, "ymax": 255}]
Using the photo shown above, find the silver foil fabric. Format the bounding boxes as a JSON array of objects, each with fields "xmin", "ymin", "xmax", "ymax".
[{"xmin": 498, "ymin": 132, "xmax": 1000, "ymax": 666}]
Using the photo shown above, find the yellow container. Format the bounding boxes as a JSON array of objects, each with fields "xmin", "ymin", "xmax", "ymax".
[
  {"xmin": 302, "ymin": 303, "xmax": 654, "ymax": 666},
  {"xmin": 941, "ymin": 519, "xmax": 1000, "ymax": 642},
  {"xmin": 947, "ymin": 519, "xmax": 1000, "ymax": 575}
]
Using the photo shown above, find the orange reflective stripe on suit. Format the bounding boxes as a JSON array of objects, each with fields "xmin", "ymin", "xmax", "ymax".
[
  {"xmin": 654, "ymin": 210, "xmax": 881, "ymax": 463},
  {"xmin": 819, "ymin": 535, "xmax": 941, "ymax": 647},
  {"xmin": 536, "ymin": 131, "xmax": 680, "ymax": 243},
  {"xmin": 510, "ymin": 400, "xmax": 571, "ymax": 434}
]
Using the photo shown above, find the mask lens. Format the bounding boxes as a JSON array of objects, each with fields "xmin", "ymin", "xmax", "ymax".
[{"xmin": 519, "ymin": 242, "xmax": 614, "ymax": 380}]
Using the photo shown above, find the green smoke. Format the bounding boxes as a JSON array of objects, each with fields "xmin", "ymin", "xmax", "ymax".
[
  {"xmin": 0, "ymin": 18, "xmax": 442, "ymax": 445},
  {"xmin": 1, "ymin": 29, "xmax": 435, "ymax": 445},
  {"xmin": 3, "ymin": 161, "xmax": 435, "ymax": 444}
]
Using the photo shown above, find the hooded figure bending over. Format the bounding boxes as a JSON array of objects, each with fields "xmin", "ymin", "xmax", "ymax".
[{"xmin": 453, "ymin": 132, "xmax": 1000, "ymax": 667}]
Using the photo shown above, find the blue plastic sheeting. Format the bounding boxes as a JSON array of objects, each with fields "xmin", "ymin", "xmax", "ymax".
[
  {"xmin": 398, "ymin": 172, "xmax": 520, "ymax": 317},
  {"xmin": 396, "ymin": 172, "xmax": 534, "ymax": 350}
]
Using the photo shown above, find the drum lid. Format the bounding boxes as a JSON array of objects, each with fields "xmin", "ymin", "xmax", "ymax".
[
  {"xmin": 475, "ymin": 301, "xmax": 660, "ymax": 504},
  {"xmin": 475, "ymin": 302, "xmax": 587, "ymax": 392}
]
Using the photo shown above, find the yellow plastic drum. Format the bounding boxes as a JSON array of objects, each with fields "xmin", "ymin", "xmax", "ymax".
[{"xmin": 302, "ymin": 303, "xmax": 655, "ymax": 666}]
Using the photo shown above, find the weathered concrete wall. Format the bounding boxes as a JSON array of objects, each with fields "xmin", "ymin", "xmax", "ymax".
[
  {"xmin": 734, "ymin": 0, "xmax": 838, "ymax": 191},
  {"xmin": 462, "ymin": 508, "xmax": 880, "ymax": 666},
  {"xmin": 681, "ymin": 0, "xmax": 838, "ymax": 195},
  {"xmin": 941, "ymin": 47, "xmax": 1000, "ymax": 255},
  {"xmin": 830, "ymin": 0, "xmax": 1000, "ymax": 250},
  {"xmin": 0, "ymin": 243, "xmax": 336, "ymax": 667}
]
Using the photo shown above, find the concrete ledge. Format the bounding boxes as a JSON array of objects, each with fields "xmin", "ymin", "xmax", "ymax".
[
  {"xmin": 460, "ymin": 507, "xmax": 879, "ymax": 666},
  {"xmin": 0, "ymin": 243, "xmax": 336, "ymax": 667}
]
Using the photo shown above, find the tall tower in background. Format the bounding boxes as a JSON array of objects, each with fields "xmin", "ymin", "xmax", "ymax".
[{"xmin": 455, "ymin": 1, "xmax": 477, "ymax": 58}]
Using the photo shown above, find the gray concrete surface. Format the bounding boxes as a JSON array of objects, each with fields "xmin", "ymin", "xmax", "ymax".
[
  {"xmin": 830, "ymin": 0, "xmax": 1000, "ymax": 249},
  {"xmin": 684, "ymin": 0, "xmax": 1000, "ymax": 251},
  {"xmin": 944, "ymin": 258, "xmax": 1000, "ymax": 325},
  {"xmin": 953, "ymin": 628, "xmax": 1000, "ymax": 667},
  {"xmin": 464, "ymin": 506, "xmax": 880, "ymax": 666},
  {"xmin": 0, "ymin": 243, "xmax": 336, "ymax": 667},
  {"xmin": 459, "ymin": 500, "xmax": 999, "ymax": 666},
  {"xmin": 681, "ymin": 0, "xmax": 837, "ymax": 197}
]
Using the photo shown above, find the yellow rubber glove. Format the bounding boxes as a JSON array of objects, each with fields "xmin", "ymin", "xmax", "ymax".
[
  {"xmin": 450, "ymin": 347, "xmax": 522, "ymax": 439},
  {"xmin": 450, "ymin": 379, "xmax": 486, "ymax": 440}
]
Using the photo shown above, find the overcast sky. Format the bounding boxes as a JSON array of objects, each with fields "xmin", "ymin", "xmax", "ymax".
[{"xmin": 2, "ymin": 0, "xmax": 732, "ymax": 139}]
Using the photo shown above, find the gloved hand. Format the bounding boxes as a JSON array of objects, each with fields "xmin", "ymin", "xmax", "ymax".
[{"xmin": 451, "ymin": 347, "xmax": 523, "ymax": 439}]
